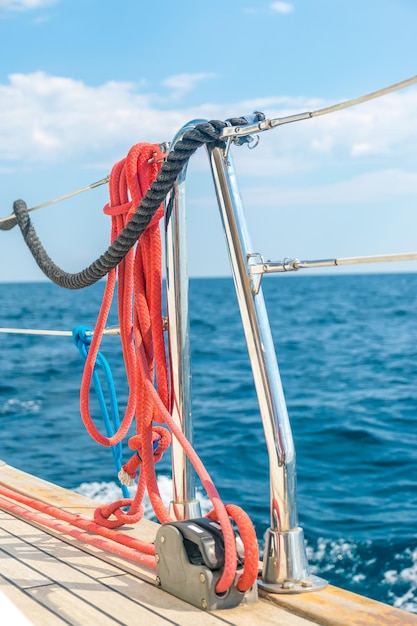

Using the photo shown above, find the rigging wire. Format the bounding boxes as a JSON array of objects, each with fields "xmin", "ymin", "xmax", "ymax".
[
  {"xmin": 312, "ymin": 74, "xmax": 417, "ymax": 119},
  {"xmin": 0, "ymin": 177, "xmax": 109, "ymax": 231},
  {"xmin": 0, "ymin": 326, "xmax": 120, "ymax": 336},
  {"xmin": 221, "ymin": 74, "xmax": 417, "ymax": 136}
]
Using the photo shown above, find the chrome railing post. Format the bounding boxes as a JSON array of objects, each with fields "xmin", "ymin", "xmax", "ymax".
[
  {"xmin": 207, "ymin": 143, "xmax": 326, "ymax": 592},
  {"xmin": 164, "ymin": 122, "xmax": 204, "ymax": 521},
  {"xmin": 164, "ymin": 117, "xmax": 325, "ymax": 591}
]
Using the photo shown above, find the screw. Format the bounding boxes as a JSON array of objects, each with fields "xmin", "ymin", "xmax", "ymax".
[
  {"xmin": 160, "ymin": 536, "xmax": 165, "ymax": 543},
  {"xmin": 199, "ymin": 573, "xmax": 206, "ymax": 583},
  {"xmin": 155, "ymin": 576, "xmax": 161, "ymax": 587},
  {"xmin": 155, "ymin": 554, "xmax": 160, "ymax": 563},
  {"xmin": 201, "ymin": 599, "xmax": 208, "ymax": 610}
]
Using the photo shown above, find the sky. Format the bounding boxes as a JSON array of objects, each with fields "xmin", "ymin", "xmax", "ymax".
[{"xmin": 0, "ymin": 0, "xmax": 416, "ymax": 281}]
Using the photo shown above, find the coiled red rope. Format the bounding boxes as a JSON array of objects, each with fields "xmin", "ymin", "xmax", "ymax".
[{"xmin": 78, "ymin": 143, "xmax": 168, "ymax": 448}]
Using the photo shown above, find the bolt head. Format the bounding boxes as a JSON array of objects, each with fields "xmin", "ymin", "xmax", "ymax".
[
  {"xmin": 155, "ymin": 554, "xmax": 160, "ymax": 563},
  {"xmin": 199, "ymin": 573, "xmax": 206, "ymax": 583},
  {"xmin": 201, "ymin": 599, "xmax": 208, "ymax": 610},
  {"xmin": 155, "ymin": 576, "xmax": 161, "ymax": 587},
  {"xmin": 160, "ymin": 536, "xmax": 165, "ymax": 543},
  {"xmin": 282, "ymin": 580, "xmax": 295, "ymax": 590}
]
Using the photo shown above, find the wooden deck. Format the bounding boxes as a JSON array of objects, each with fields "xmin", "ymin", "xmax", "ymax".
[{"xmin": 0, "ymin": 461, "xmax": 416, "ymax": 626}]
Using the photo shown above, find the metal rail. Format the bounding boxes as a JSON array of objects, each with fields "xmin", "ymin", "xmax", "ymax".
[
  {"xmin": 165, "ymin": 118, "xmax": 326, "ymax": 592},
  {"xmin": 249, "ymin": 252, "xmax": 417, "ymax": 293},
  {"xmin": 0, "ymin": 145, "xmax": 169, "ymax": 229},
  {"xmin": 164, "ymin": 121, "xmax": 205, "ymax": 521},
  {"xmin": 0, "ymin": 326, "xmax": 121, "ymax": 336},
  {"xmin": 220, "ymin": 74, "xmax": 417, "ymax": 141}
]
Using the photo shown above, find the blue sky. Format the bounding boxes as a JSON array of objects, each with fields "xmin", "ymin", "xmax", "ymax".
[{"xmin": 0, "ymin": 0, "xmax": 416, "ymax": 280}]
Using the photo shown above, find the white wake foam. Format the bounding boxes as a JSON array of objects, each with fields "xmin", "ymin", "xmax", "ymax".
[
  {"xmin": 0, "ymin": 398, "xmax": 41, "ymax": 415},
  {"xmin": 307, "ymin": 537, "xmax": 417, "ymax": 614},
  {"xmin": 384, "ymin": 548, "xmax": 417, "ymax": 613},
  {"xmin": 74, "ymin": 474, "xmax": 212, "ymax": 520}
]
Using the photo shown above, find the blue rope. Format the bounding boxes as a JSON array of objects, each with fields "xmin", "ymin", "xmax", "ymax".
[{"xmin": 72, "ymin": 325, "xmax": 130, "ymax": 498}]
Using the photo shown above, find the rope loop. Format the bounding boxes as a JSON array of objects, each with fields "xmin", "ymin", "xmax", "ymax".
[
  {"xmin": 128, "ymin": 426, "xmax": 171, "ymax": 464},
  {"xmin": 76, "ymin": 142, "xmax": 173, "ymax": 530},
  {"xmin": 94, "ymin": 498, "xmax": 144, "ymax": 529},
  {"xmin": 72, "ymin": 324, "xmax": 130, "ymax": 497},
  {"xmin": 207, "ymin": 504, "xmax": 259, "ymax": 592},
  {"xmin": 72, "ymin": 325, "xmax": 92, "ymax": 349},
  {"xmin": 119, "ymin": 426, "xmax": 171, "ymax": 484},
  {"xmin": 76, "ymin": 142, "xmax": 168, "ymax": 449}
]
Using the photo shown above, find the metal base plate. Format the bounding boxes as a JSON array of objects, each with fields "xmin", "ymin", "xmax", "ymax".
[{"xmin": 258, "ymin": 574, "xmax": 328, "ymax": 594}]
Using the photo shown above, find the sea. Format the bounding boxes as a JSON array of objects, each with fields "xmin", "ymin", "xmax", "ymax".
[{"xmin": 0, "ymin": 273, "xmax": 416, "ymax": 614}]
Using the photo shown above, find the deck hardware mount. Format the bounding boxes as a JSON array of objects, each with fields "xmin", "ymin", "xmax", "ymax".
[
  {"xmin": 155, "ymin": 520, "xmax": 258, "ymax": 610},
  {"xmin": 249, "ymin": 251, "xmax": 417, "ymax": 294}
]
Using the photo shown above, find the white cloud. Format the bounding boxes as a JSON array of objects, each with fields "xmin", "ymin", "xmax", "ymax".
[
  {"xmin": 0, "ymin": 0, "xmax": 57, "ymax": 10},
  {"xmin": 240, "ymin": 165, "xmax": 417, "ymax": 269},
  {"xmin": 0, "ymin": 70, "xmax": 416, "ymax": 182},
  {"xmin": 162, "ymin": 72, "xmax": 216, "ymax": 99},
  {"xmin": 243, "ymin": 169, "xmax": 417, "ymax": 209},
  {"xmin": 0, "ymin": 72, "xmax": 184, "ymax": 163},
  {"xmin": 0, "ymin": 71, "xmax": 416, "ymax": 280},
  {"xmin": 270, "ymin": 2, "xmax": 294, "ymax": 14},
  {"xmin": 226, "ymin": 88, "xmax": 417, "ymax": 186}
]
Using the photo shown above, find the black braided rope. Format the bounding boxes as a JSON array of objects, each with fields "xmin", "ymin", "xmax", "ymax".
[{"xmin": 12, "ymin": 117, "xmax": 252, "ymax": 290}]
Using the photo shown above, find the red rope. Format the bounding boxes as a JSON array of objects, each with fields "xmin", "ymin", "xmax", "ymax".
[
  {"xmin": 2, "ymin": 143, "xmax": 258, "ymax": 595},
  {"xmin": 81, "ymin": 142, "xmax": 259, "ymax": 593},
  {"xmin": 207, "ymin": 504, "xmax": 259, "ymax": 592},
  {"xmin": 145, "ymin": 378, "xmax": 260, "ymax": 593},
  {"xmin": 0, "ymin": 486, "xmax": 155, "ymax": 568},
  {"xmin": 78, "ymin": 144, "xmax": 167, "ymax": 447}
]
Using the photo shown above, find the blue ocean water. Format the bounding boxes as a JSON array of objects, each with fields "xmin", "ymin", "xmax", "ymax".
[{"xmin": 0, "ymin": 274, "xmax": 416, "ymax": 613}]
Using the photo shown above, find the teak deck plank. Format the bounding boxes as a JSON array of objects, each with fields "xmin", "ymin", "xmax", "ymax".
[
  {"xmin": 0, "ymin": 579, "xmax": 67, "ymax": 626},
  {"xmin": 0, "ymin": 509, "xmax": 312, "ymax": 626},
  {"xmin": 1, "ymin": 461, "xmax": 416, "ymax": 626}
]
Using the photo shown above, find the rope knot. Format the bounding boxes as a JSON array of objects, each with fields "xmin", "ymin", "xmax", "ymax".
[
  {"xmin": 118, "ymin": 426, "xmax": 171, "ymax": 486},
  {"xmin": 94, "ymin": 498, "xmax": 144, "ymax": 529},
  {"xmin": 72, "ymin": 325, "xmax": 92, "ymax": 350}
]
